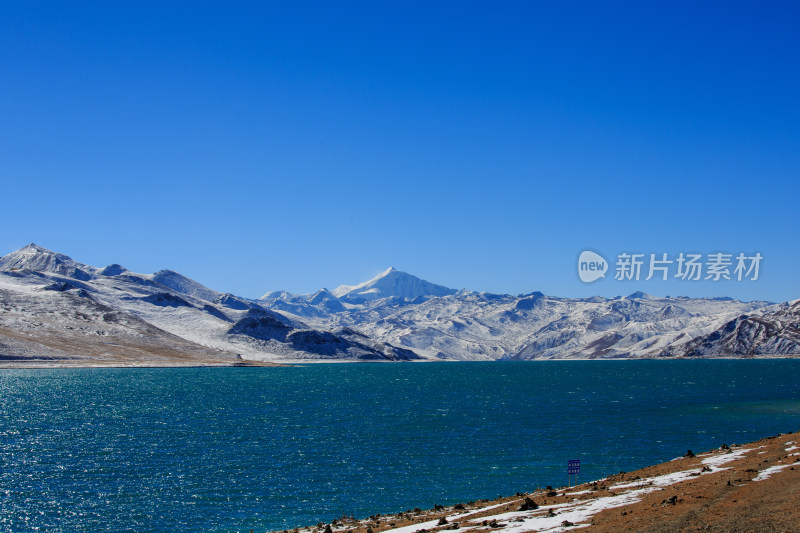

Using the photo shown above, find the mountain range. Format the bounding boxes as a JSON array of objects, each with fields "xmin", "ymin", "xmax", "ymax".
[{"xmin": 0, "ymin": 244, "xmax": 796, "ymax": 366}]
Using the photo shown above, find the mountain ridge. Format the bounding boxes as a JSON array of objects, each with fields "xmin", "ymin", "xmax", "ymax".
[
  {"xmin": 0, "ymin": 244, "xmax": 794, "ymax": 365},
  {"xmin": 0, "ymin": 244, "xmax": 420, "ymax": 365}
]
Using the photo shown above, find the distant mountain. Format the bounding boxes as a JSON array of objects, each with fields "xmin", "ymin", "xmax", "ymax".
[
  {"xmin": 307, "ymin": 289, "xmax": 346, "ymax": 313},
  {"xmin": 661, "ymin": 300, "xmax": 800, "ymax": 357},
  {"xmin": 0, "ymin": 245, "xmax": 419, "ymax": 366},
  {"xmin": 287, "ymin": 290, "xmax": 772, "ymax": 360},
  {"xmin": 255, "ymin": 267, "xmax": 780, "ymax": 360},
  {"xmin": 627, "ymin": 291, "xmax": 655, "ymax": 300},
  {"xmin": 331, "ymin": 267, "xmax": 457, "ymax": 301},
  {"xmin": 1, "ymin": 244, "xmax": 795, "ymax": 365}
]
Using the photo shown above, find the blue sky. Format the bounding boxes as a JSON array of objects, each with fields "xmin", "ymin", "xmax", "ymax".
[{"xmin": 1, "ymin": 2, "xmax": 798, "ymax": 302}]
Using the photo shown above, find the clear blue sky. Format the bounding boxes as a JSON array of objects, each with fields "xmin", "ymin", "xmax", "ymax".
[{"xmin": 1, "ymin": 2, "xmax": 798, "ymax": 302}]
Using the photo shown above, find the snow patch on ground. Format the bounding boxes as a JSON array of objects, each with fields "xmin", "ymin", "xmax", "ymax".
[
  {"xmin": 753, "ymin": 464, "xmax": 793, "ymax": 481},
  {"xmin": 700, "ymin": 447, "xmax": 756, "ymax": 469},
  {"xmin": 378, "ymin": 448, "xmax": 757, "ymax": 533}
]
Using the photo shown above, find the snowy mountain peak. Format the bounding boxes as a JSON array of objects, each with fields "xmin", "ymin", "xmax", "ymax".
[
  {"xmin": 99, "ymin": 264, "xmax": 128, "ymax": 276},
  {"xmin": 331, "ymin": 267, "xmax": 456, "ymax": 301},
  {"xmin": 0, "ymin": 243, "xmax": 95, "ymax": 280},
  {"xmin": 627, "ymin": 291, "xmax": 655, "ymax": 300},
  {"xmin": 10, "ymin": 243, "xmax": 62, "ymax": 259},
  {"xmin": 260, "ymin": 290, "xmax": 297, "ymax": 301},
  {"xmin": 21, "ymin": 243, "xmax": 49, "ymax": 253}
]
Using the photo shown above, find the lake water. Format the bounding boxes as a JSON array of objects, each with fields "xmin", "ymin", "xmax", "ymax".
[{"xmin": 1, "ymin": 360, "xmax": 799, "ymax": 532}]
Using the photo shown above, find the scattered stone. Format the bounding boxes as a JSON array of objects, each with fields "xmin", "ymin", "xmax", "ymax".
[
  {"xmin": 324, "ymin": 525, "xmax": 333, "ymax": 533},
  {"xmin": 518, "ymin": 497, "xmax": 539, "ymax": 511},
  {"xmin": 685, "ymin": 450, "xmax": 695, "ymax": 458},
  {"xmin": 437, "ymin": 517, "xmax": 448, "ymax": 526},
  {"xmin": 453, "ymin": 503, "xmax": 465, "ymax": 510},
  {"xmin": 546, "ymin": 490, "xmax": 558, "ymax": 497},
  {"xmin": 561, "ymin": 520, "xmax": 574, "ymax": 527},
  {"xmin": 547, "ymin": 509, "xmax": 557, "ymax": 517}
]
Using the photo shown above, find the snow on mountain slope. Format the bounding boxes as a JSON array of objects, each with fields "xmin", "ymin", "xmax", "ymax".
[
  {"xmin": 661, "ymin": 299, "xmax": 800, "ymax": 357},
  {"xmin": 88, "ymin": 270, "xmax": 417, "ymax": 362},
  {"xmin": 258, "ymin": 290, "xmax": 330, "ymax": 318},
  {"xmin": 0, "ymin": 244, "xmax": 96, "ymax": 281},
  {"xmin": 0, "ymin": 245, "xmax": 418, "ymax": 364},
  {"xmin": 331, "ymin": 267, "xmax": 457, "ymax": 301},
  {"xmin": 1, "ymin": 244, "xmax": 791, "ymax": 364},
  {"xmin": 0, "ymin": 271, "xmax": 239, "ymax": 366},
  {"xmin": 281, "ymin": 289, "xmax": 773, "ymax": 361},
  {"xmin": 149, "ymin": 269, "xmax": 221, "ymax": 302}
]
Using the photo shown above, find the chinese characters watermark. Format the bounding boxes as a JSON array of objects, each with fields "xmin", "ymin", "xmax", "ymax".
[{"xmin": 578, "ymin": 251, "xmax": 762, "ymax": 283}]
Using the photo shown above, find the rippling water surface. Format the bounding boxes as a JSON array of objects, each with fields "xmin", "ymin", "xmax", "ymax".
[{"xmin": 1, "ymin": 360, "xmax": 799, "ymax": 532}]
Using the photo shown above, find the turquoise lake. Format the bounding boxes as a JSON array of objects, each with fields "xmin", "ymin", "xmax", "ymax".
[{"xmin": 1, "ymin": 360, "xmax": 799, "ymax": 532}]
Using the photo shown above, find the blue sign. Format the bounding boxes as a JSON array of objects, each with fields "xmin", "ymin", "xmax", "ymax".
[{"xmin": 567, "ymin": 459, "xmax": 580, "ymax": 475}]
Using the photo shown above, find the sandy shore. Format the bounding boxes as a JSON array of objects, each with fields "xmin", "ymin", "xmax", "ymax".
[{"xmin": 280, "ymin": 431, "xmax": 800, "ymax": 533}]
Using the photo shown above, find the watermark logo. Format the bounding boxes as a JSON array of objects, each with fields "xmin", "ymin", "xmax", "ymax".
[
  {"xmin": 577, "ymin": 250, "xmax": 763, "ymax": 283},
  {"xmin": 578, "ymin": 250, "xmax": 608, "ymax": 283}
]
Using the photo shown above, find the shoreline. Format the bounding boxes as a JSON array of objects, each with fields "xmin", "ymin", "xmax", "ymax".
[
  {"xmin": 278, "ymin": 430, "xmax": 800, "ymax": 533},
  {"xmin": 0, "ymin": 359, "xmax": 286, "ymax": 369},
  {"xmin": 2, "ymin": 355, "xmax": 799, "ymax": 369}
]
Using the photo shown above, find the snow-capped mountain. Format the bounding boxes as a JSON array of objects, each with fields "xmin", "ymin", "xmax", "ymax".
[
  {"xmin": 0, "ymin": 244, "xmax": 794, "ymax": 365},
  {"xmin": 277, "ymin": 287, "xmax": 773, "ymax": 360},
  {"xmin": 660, "ymin": 299, "xmax": 800, "ymax": 357},
  {"xmin": 0, "ymin": 243, "xmax": 97, "ymax": 280},
  {"xmin": 257, "ymin": 272, "xmax": 783, "ymax": 360},
  {"xmin": 0, "ymin": 245, "xmax": 418, "ymax": 366},
  {"xmin": 330, "ymin": 267, "xmax": 457, "ymax": 301},
  {"xmin": 0, "ymin": 270, "xmax": 238, "ymax": 366}
]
